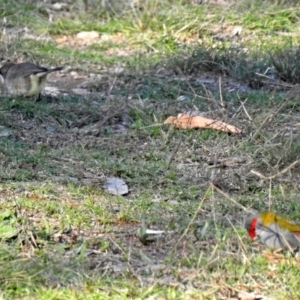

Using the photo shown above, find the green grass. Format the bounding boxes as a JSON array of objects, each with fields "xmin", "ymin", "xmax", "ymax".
[
  {"xmin": 1, "ymin": 0, "xmax": 300, "ymax": 299},
  {"xmin": 1, "ymin": 0, "xmax": 300, "ymax": 68},
  {"xmin": 1, "ymin": 182, "xmax": 300, "ymax": 299}
]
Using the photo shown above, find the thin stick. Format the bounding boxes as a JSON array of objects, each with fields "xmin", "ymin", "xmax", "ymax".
[
  {"xmin": 250, "ymin": 160, "xmax": 300, "ymax": 181},
  {"xmin": 226, "ymin": 216, "xmax": 250, "ymax": 260},
  {"xmin": 166, "ymin": 140, "xmax": 181, "ymax": 170},
  {"xmin": 170, "ymin": 186, "xmax": 211, "ymax": 252},
  {"xmin": 212, "ymin": 184, "xmax": 256, "ymax": 214},
  {"xmin": 240, "ymin": 99, "xmax": 252, "ymax": 121},
  {"xmin": 218, "ymin": 77, "xmax": 224, "ymax": 107},
  {"xmin": 268, "ymin": 179, "xmax": 272, "ymax": 211}
]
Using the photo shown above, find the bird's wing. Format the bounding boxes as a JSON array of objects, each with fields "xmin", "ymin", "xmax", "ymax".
[
  {"xmin": 7, "ymin": 63, "xmax": 49, "ymax": 78},
  {"xmin": 275, "ymin": 214, "xmax": 300, "ymax": 233}
]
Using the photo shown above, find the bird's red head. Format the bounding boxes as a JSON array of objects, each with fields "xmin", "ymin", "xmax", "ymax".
[{"xmin": 246, "ymin": 217, "xmax": 257, "ymax": 239}]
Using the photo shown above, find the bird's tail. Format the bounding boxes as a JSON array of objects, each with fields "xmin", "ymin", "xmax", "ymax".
[
  {"xmin": 47, "ymin": 67, "xmax": 63, "ymax": 74},
  {"xmin": 36, "ymin": 67, "xmax": 63, "ymax": 77}
]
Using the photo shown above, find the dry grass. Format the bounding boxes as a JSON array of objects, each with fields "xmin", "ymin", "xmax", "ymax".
[{"xmin": 0, "ymin": 0, "xmax": 300, "ymax": 299}]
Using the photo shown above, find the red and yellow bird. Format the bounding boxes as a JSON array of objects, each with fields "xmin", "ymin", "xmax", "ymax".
[{"xmin": 245, "ymin": 212, "xmax": 300, "ymax": 250}]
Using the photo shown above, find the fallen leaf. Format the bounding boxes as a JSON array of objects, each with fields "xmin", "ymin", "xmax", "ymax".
[
  {"xmin": 262, "ymin": 251, "xmax": 284, "ymax": 261},
  {"xmin": 44, "ymin": 86, "xmax": 61, "ymax": 96},
  {"xmin": 144, "ymin": 229, "xmax": 165, "ymax": 234},
  {"xmin": 55, "ymin": 36, "xmax": 69, "ymax": 44},
  {"xmin": 262, "ymin": 251, "xmax": 300, "ymax": 266},
  {"xmin": 231, "ymin": 26, "xmax": 242, "ymax": 36},
  {"xmin": 76, "ymin": 31, "xmax": 99, "ymax": 42},
  {"xmin": 138, "ymin": 220, "xmax": 167, "ymax": 244},
  {"xmin": 0, "ymin": 224, "xmax": 19, "ymax": 240},
  {"xmin": 72, "ymin": 88, "xmax": 91, "ymax": 95},
  {"xmin": 52, "ymin": 2, "xmax": 69, "ymax": 10},
  {"xmin": 164, "ymin": 113, "xmax": 241, "ymax": 134},
  {"xmin": 0, "ymin": 210, "xmax": 20, "ymax": 240},
  {"xmin": 104, "ymin": 177, "xmax": 128, "ymax": 196},
  {"xmin": 0, "ymin": 126, "xmax": 12, "ymax": 137}
]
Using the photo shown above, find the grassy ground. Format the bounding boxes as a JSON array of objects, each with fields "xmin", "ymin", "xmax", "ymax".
[{"xmin": 1, "ymin": 0, "xmax": 300, "ymax": 299}]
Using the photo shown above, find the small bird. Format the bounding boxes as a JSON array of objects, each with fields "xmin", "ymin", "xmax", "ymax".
[
  {"xmin": 245, "ymin": 211, "xmax": 300, "ymax": 250},
  {"xmin": 0, "ymin": 61, "xmax": 63, "ymax": 100}
]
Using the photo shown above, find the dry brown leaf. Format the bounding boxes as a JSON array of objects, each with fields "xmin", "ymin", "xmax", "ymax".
[
  {"xmin": 262, "ymin": 251, "xmax": 284, "ymax": 261},
  {"xmin": 262, "ymin": 251, "xmax": 300, "ymax": 266},
  {"xmin": 164, "ymin": 113, "xmax": 241, "ymax": 134},
  {"xmin": 55, "ymin": 31, "xmax": 100, "ymax": 47},
  {"xmin": 55, "ymin": 36, "xmax": 69, "ymax": 45}
]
